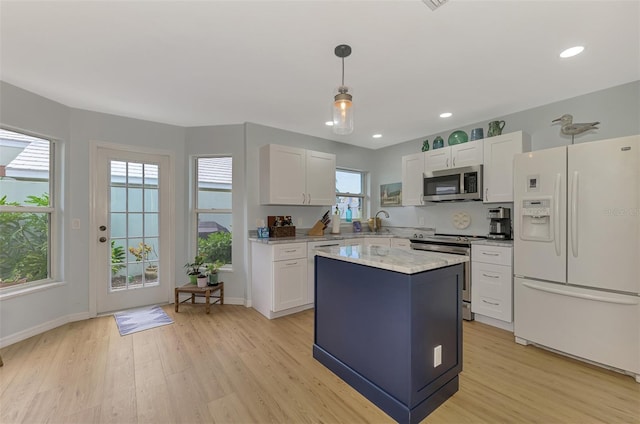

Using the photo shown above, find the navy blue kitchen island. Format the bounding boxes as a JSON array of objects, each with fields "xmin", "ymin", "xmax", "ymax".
[{"xmin": 312, "ymin": 245, "xmax": 467, "ymax": 424}]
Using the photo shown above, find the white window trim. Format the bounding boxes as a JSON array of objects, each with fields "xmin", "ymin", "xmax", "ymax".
[
  {"xmin": 0, "ymin": 129, "xmax": 59, "ymax": 290},
  {"xmin": 336, "ymin": 167, "xmax": 367, "ymax": 220},
  {"xmin": 193, "ymin": 155, "xmax": 233, "ymax": 268}
]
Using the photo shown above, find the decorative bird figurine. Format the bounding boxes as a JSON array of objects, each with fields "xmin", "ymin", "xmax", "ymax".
[{"xmin": 552, "ymin": 114, "xmax": 600, "ymax": 144}]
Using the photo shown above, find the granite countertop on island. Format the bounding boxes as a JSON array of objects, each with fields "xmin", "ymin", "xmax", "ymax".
[
  {"xmin": 248, "ymin": 232, "xmax": 398, "ymax": 244},
  {"xmin": 314, "ymin": 244, "xmax": 468, "ymax": 275}
]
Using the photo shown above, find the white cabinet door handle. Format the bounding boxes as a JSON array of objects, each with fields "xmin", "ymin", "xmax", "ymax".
[
  {"xmin": 302, "ymin": 193, "xmax": 306, "ymax": 204},
  {"xmin": 482, "ymin": 299, "xmax": 500, "ymax": 306},
  {"xmin": 307, "ymin": 193, "xmax": 311, "ymax": 204},
  {"xmin": 446, "ymin": 158, "xmax": 450, "ymax": 168},
  {"xmin": 482, "ymin": 273, "xmax": 500, "ymax": 279},
  {"xmin": 482, "ymin": 252, "xmax": 499, "ymax": 256},
  {"xmin": 485, "ymin": 188, "xmax": 488, "ymax": 201},
  {"xmin": 284, "ymin": 261, "xmax": 298, "ymax": 266}
]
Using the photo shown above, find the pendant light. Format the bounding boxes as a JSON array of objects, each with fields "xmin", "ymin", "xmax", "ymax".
[{"xmin": 332, "ymin": 44, "xmax": 353, "ymax": 135}]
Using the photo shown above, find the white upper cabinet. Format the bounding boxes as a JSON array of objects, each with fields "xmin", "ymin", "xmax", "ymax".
[
  {"xmin": 260, "ymin": 144, "xmax": 336, "ymax": 205},
  {"xmin": 401, "ymin": 152, "xmax": 425, "ymax": 206},
  {"xmin": 425, "ymin": 148, "xmax": 450, "ymax": 171},
  {"xmin": 483, "ymin": 131, "xmax": 531, "ymax": 203},
  {"xmin": 305, "ymin": 149, "xmax": 337, "ymax": 206},
  {"xmin": 425, "ymin": 140, "xmax": 484, "ymax": 172}
]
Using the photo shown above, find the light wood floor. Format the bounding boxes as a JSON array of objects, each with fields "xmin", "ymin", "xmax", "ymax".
[{"xmin": 1, "ymin": 304, "xmax": 638, "ymax": 424}]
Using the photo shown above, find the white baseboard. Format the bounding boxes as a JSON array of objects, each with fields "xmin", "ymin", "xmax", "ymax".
[{"xmin": 0, "ymin": 311, "xmax": 91, "ymax": 348}]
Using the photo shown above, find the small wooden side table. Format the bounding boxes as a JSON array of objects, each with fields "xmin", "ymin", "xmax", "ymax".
[{"xmin": 175, "ymin": 282, "xmax": 224, "ymax": 314}]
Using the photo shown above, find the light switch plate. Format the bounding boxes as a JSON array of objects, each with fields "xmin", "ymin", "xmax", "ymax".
[{"xmin": 71, "ymin": 218, "xmax": 81, "ymax": 229}]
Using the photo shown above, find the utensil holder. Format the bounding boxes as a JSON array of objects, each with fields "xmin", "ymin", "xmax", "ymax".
[{"xmin": 308, "ymin": 220, "xmax": 325, "ymax": 236}]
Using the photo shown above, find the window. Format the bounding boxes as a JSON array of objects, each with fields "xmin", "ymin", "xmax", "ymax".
[
  {"xmin": 336, "ymin": 168, "xmax": 366, "ymax": 221},
  {"xmin": 0, "ymin": 128, "xmax": 55, "ymax": 289},
  {"xmin": 194, "ymin": 157, "xmax": 232, "ymax": 266}
]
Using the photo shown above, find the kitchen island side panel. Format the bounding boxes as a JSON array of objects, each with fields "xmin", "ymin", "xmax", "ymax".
[
  {"xmin": 315, "ymin": 257, "xmax": 412, "ymax": 403},
  {"xmin": 314, "ymin": 256, "xmax": 463, "ymax": 414}
]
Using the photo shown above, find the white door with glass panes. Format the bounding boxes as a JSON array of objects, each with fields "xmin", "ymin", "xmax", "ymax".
[{"xmin": 92, "ymin": 145, "xmax": 174, "ymax": 314}]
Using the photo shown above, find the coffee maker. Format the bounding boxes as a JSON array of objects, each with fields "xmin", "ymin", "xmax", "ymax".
[{"xmin": 488, "ymin": 207, "xmax": 512, "ymax": 240}]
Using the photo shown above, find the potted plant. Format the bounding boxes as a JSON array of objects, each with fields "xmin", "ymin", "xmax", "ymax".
[
  {"xmin": 129, "ymin": 242, "xmax": 158, "ymax": 281},
  {"xmin": 111, "ymin": 241, "xmax": 126, "ymax": 276},
  {"xmin": 184, "ymin": 255, "xmax": 205, "ymax": 285},
  {"xmin": 205, "ymin": 260, "xmax": 224, "ymax": 286}
]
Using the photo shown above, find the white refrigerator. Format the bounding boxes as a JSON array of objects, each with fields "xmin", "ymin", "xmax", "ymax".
[{"xmin": 513, "ymin": 135, "xmax": 639, "ymax": 382}]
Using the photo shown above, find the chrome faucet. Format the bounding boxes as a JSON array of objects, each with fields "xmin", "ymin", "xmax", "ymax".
[{"xmin": 373, "ymin": 210, "xmax": 390, "ymax": 233}]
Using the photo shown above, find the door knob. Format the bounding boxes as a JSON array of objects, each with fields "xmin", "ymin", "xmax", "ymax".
[
  {"xmin": 99, "ymin": 225, "xmax": 107, "ymax": 231},
  {"xmin": 99, "ymin": 237, "xmax": 107, "ymax": 243}
]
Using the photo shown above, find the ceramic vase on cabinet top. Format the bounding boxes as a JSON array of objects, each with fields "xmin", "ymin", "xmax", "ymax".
[{"xmin": 488, "ymin": 120, "xmax": 506, "ymax": 137}]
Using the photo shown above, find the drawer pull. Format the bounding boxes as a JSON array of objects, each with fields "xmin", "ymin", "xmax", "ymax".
[
  {"xmin": 482, "ymin": 299, "xmax": 500, "ymax": 306},
  {"xmin": 284, "ymin": 249, "xmax": 297, "ymax": 253},
  {"xmin": 482, "ymin": 252, "xmax": 499, "ymax": 256},
  {"xmin": 482, "ymin": 273, "xmax": 500, "ymax": 279},
  {"xmin": 284, "ymin": 261, "xmax": 298, "ymax": 266}
]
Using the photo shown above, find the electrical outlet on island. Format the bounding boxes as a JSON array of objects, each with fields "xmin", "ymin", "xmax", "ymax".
[{"xmin": 433, "ymin": 345, "xmax": 442, "ymax": 367}]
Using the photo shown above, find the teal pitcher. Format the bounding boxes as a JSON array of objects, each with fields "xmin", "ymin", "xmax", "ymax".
[{"xmin": 488, "ymin": 120, "xmax": 505, "ymax": 137}]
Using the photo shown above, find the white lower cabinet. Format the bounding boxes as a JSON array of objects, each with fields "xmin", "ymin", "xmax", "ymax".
[
  {"xmin": 251, "ymin": 241, "xmax": 310, "ymax": 319},
  {"xmin": 471, "ymin": 244, "xmax": 513, "ymax": 324}
]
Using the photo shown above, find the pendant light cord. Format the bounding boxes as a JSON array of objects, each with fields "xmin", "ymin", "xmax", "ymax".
[{"xmin": 341, "ymin": 57, "xmax": 345, "ymax": 87}]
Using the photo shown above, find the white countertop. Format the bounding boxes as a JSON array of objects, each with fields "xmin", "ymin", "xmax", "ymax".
[{"xmin": 314, "ymin": 244, "xmax": 468, "ymax": 275}]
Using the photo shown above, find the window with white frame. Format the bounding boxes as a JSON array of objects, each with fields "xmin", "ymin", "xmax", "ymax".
[
  {"xmin": 0, "ymin": 128, "xmax": 55, "ymax": 289},
  {"xmin": 336, "ymin": 168, "xmax": 366, "ymax": 221},
  {"xmin": 194, "ymin": 156, "xmax": 232, "ymax": 266}
]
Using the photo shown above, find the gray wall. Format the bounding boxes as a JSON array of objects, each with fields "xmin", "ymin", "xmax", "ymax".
[
  {"xmin": 1, "ymin": 79, "xmax": 638, "ymax": 345},
  {"xmin": 0, "ymin": 82, "xmax": 72, "ymax": 344},
  {"xmin": 0, "ymin": 81, "xmax": 187, "ymax": 345},
  {"xmin": 68, "ymin": 108, "xmax": 186, "ymax": 314},
  {"xmin": 372, "ymin": 81, "xmax": 640, "ymax": 235},
  {"xmin": 185, "ymin": 124, "xmax": 246, "ymax": 301}
]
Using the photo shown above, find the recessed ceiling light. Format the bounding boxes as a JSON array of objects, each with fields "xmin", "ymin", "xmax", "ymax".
[
  {"xmin": 372, "ymin": 134, "xmax": 382, "ymax": 139},
  {"xmin": 560, "ymin": 46, "xmax": 584, "ymax": 58},
  {"xmin": 325, "ymin": 121, "xmax": 334, "ymax": 126},
  {"xmin": 440, "ymin": 112, "xmax": 453, "ymax": 118}
]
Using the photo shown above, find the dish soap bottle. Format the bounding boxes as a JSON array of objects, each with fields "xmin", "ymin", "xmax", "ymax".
[{"xmin": 346, "ymin": 205, "xmax": 352, "ymax": 223}]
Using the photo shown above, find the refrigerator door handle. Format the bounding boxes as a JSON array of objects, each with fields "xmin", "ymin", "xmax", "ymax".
[
  {"xmin": 554, "ymin": 173, "xmax": 561, "ymax": 256},
  {"xmin": 570, "ymin": 171, "xmax": 579, "ymax": 257},
  {"xmin": 521, "ymin": 282, "xmax": 638, "ymax": 305}
]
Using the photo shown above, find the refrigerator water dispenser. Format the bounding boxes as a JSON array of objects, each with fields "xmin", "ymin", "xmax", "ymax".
[{"xmin": 520, "ymin": 198, "xmax": 552, "ymax": 241}]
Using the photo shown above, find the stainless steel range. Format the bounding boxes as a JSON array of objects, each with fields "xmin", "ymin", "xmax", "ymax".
[{"xmin": 410, "ymin": 232, "xmax": 486, "ymax": 321}]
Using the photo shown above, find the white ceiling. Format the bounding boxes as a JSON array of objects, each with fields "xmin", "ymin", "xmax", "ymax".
[{"xmin": 1, "ymin": 1, "xmax": 638, "ymax": 149}]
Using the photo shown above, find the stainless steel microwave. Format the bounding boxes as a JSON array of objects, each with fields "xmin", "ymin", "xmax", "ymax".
[{"xmin": 423, "ymin": 165, "xmax": 483, "ymax": 202}]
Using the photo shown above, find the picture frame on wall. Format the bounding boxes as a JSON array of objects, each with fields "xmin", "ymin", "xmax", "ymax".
[{"xmin": 380, "ymin": 182, "xmax": 402, "ymax": 206}]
